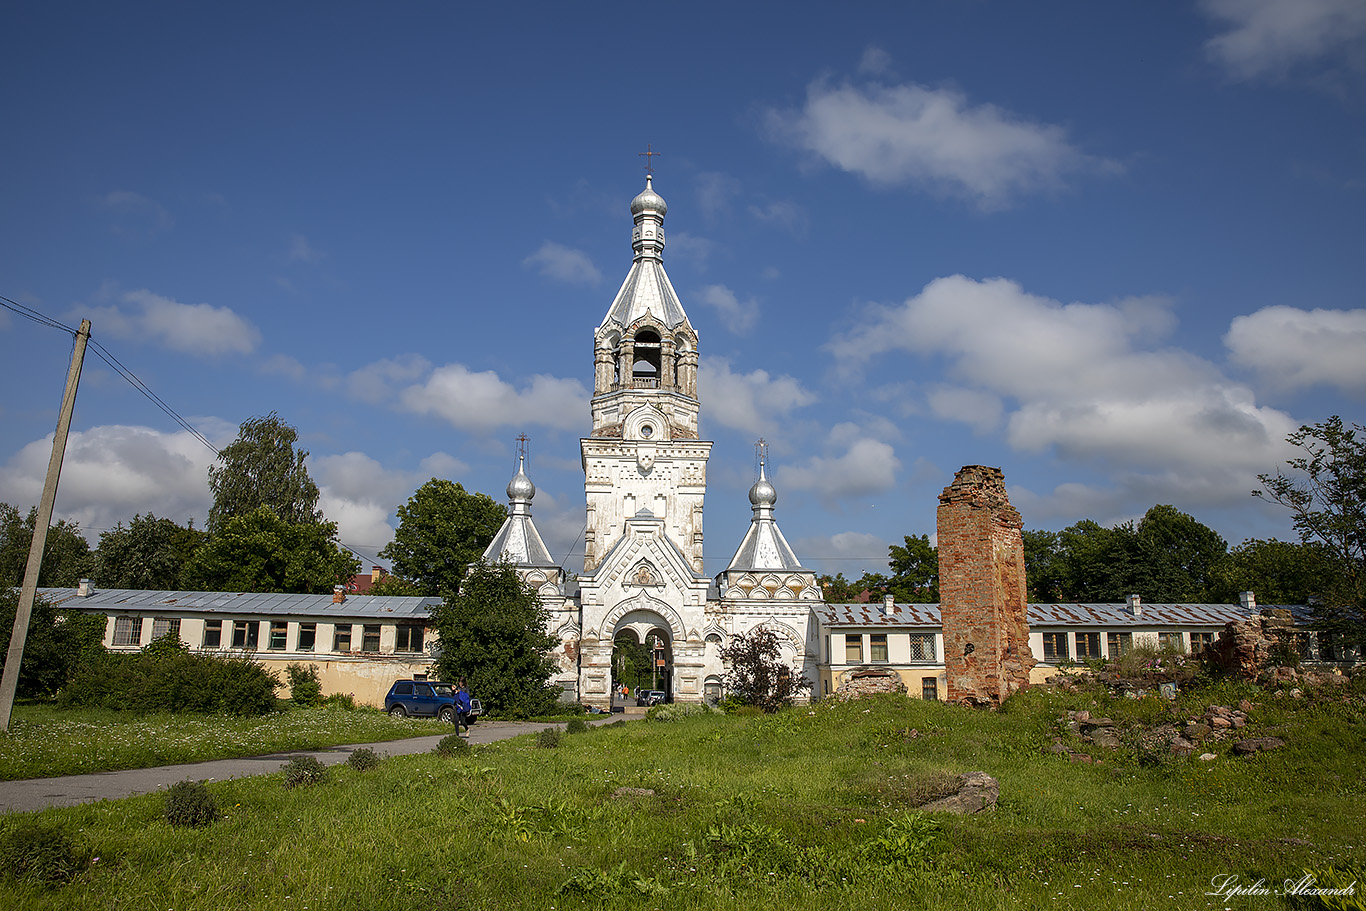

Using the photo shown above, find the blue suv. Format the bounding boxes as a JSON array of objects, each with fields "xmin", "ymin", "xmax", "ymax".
[{"xmin": 384, "ymin": 680, "xmax": 481, "ymax": 723}]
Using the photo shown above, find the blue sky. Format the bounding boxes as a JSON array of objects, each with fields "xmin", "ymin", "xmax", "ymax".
[{"xmin": 2, "ymin": 1, "xmax": 1364, "ymax": 581}]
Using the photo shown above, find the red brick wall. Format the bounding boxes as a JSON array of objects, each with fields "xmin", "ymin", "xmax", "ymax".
[{"xmin": 937, "ymin": 466, "xmax": 1035, "ymax": 705}]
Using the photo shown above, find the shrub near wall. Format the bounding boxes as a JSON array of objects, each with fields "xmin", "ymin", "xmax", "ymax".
[{"xmin": 59, "ymin": 651, "xmax": 279, "ymax": 715}]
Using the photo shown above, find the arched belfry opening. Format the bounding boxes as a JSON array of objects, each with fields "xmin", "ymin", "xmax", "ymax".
[{"xmin": 632, "ymin": 329, "xmax": 661, "ymax": 387}]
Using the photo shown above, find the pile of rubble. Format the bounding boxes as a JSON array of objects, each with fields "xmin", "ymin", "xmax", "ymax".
[
  {"xmin": 1047, "ymin": 701, "xmax": 1284, "ymax": 762},
  {"xmin": 833, "ymin": 668, "xmax": 908, "ymax": 700}
]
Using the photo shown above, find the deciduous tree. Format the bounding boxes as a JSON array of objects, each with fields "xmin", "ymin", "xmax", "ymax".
[
  {"xmin": 719, "ymin": 626, "xmax": 810, "ymax": 712},
  {"xmin": 0, "ymin": 589, "xmax": 106, "ymax": 697},
  {"xmin": 0, "ymin": 503, "xmax": 92, "ymax": 588},
  {"xmin": 181, "ymin": 507, "xmax": 359, "ymax": 594},
  {"xmin": 429, "ymin": 560, "xmax": 559, "ymax": 718},
  {"xmin": 1256, "ymin": 416, "xmax": 1365, "ymax": 639},
  {"xmin": 93, "ymin": 514, "xmax": 205, "ymax": 590},
  {"xmin": 207, "ymin": 413, "xmax": 321, "ymax": 533},
  {"xmin": 888, "ymin": 534, "xmax": 939, "ymax": 603},
  {"xmin": 380, "ymin": 479, "xmax": 506, "ymax": 597}
]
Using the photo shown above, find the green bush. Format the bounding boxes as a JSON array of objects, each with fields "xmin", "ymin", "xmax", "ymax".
[
  {"xmin": 537, "ymin": 727, "xmax": 562, "ymax": 749},
  {"xmin": 346, "ymin": 748, "xmax": 381, "ymax": 771},
  {"xmin": 0, "ymin": 822, "xmax": 85, "ymax": 887},
  {"xmin": 323, "ymin": 692, "xmax": 356, "ymax": 710},
  {"xmin": 59, "ymin": 651, "xmax": 279, "ymax": 715},
  {"xmin": 434, "ymin": 733, "xmax": 470, "ymax": 757},
  {"xmin": 281, "ymin": 755, "xmax": 327, "ymax": 788},
  {"xmin": 285, "ymin": 663, "xmax": 323, "ymax": 706},
  {"xmin": 565, "ymin": 717, "xmax": 589, "ymax": 735},
  {"xmin": 164, "ymin": 779, "xmax": 218, "ymax": 828}
]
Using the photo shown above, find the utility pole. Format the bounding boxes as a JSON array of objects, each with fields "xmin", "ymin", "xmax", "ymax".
[{"xmin": 0, "ymin": 319, "xmax": 91, "ymax": 732}]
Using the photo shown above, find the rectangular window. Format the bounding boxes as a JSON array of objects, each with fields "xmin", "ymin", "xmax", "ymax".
[
  {"xmin": 151, "ymin": 618, "xmax": 181, "ymax": 642},
  {"xmin": 362, "ymin": 624, "xmax": 381, "ymax": 653},
  {"xmin": 395, "ymin": 624, "xmax": 423, "ymax": 653},
  {"xmin": 202, "ymin": 620, "xmax": 222, "ymax": 649},
  {"xmin": 922, "ymin": 677, "xmax": 939, "ymax": 701},
  {"xmin": 1190, "ymin": 632, "xmax": 1215, "ymax": 654},
  {"xmin": 1075, "ymin": 632, "xmax": 1101, "ymax": 659},
  {"xmin": 334, "ymin": 625, "xmax": 352, "ymax": 653},
  {"xmin": 870, "ymin": 633, "xmax": 888, "ymax": 662},
  {"xmin": 112, "ymin": 616, "xmax": 142, "ymax": 647},
  {"xmin": 845, "ymin": 635, "xmax": 862, "ymax": 664},
  {"xmin": 1295, "ymin": 632, "xmax": 1312, "ymax": 659},
  {"xmin": 297, "ymin": 623, "xmax": 316, "ymax": 652},
  {"xmin": 1158, "ymin": 631, "xmax": 1184, "ymax": 651},
  {"xmin": 909, "ymin": 633, "xmax": 935, "ymax": 661},
  {"xmin": 1107, "ymin": 632, "xmax": 1131, "ymax": 656},
  {"xmin": 232, "ymin": 621, "xmax": 259, "ymax": 650},
  {"xmin": 1318, "ymin": 632, "xmax": 1336, "ymax": 661},
  {"xmin": 268, "ymin": 622, "xmax": 288, "ymax": 651},
  {"xmin": 1042, "ymin": 632, "xmax": 1069, "ymax": 661}
]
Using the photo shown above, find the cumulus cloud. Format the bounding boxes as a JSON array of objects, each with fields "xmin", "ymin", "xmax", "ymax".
[
  {"xmin": 698, "ymin": 285, "xmax": 760, "ymax": 335},
  {"xmin": 791, "ymin": 530, "xmax": 889, "ymax": 576},
  {"xmin": 698, "ymin": 358, "xmax": 817, "ymax": 436},
  {"xmin": 766, "ymin": 72, "xmax": 1116, "ymax": 208},
  {"xmin": 780, "ymin": 435, "xmax": 901, "ymax": 503},
  {"xmin": 87, "ymin": 289, "xmax": 261, "ymax": 356},
  {"xmin": 925, "ymin": 385, "xmax": 1004, "ymax": 433},
  {"xmin": 398, "ymin": 364, "xmax": 589, "ymax": 431},
  {"xmin": 0, "ymin": 424, "xmax": 222, "ymax": 538},
  {"xmin": 695, "ymin": 171, "xmax": 741, "ymax": 217},
  {"xmin": 347, "ymin": 354, "xmax": 433, "ymax": 404},
  {"xmin": 1201, "ymin": 0, "xmax": 1366, "ymax": 80},
  {"xmin": 666, "ymin": 231, "xmax": 719, "ymax": 268},
  {"xmin": 828, "ymin": 274, "xmax": 1300, "ymax": 513},
  {"xmin": 858, "ymin": 46, "xmax": 894, "ymax": 76},
  {"xmin": 1225, "ymin": 305, "xmax": 1366, "ymax": 391},
  {"xmin": 523, "ymin": 242, "xmax": 602, "ymax": 285}
]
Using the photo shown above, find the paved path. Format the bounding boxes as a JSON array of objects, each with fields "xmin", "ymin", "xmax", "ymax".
[{"xmin": 0, "ymin": 715, "xmax": 634, "ymax": 816}]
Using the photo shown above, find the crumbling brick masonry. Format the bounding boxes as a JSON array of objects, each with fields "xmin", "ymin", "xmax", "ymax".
[{"xmin": 937, "ymin": 465, "xmax": 1035, "ymax": 705}]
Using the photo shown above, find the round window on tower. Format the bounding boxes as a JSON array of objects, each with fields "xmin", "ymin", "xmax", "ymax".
[{"xmin": 641, "ymin": 424, "xmax": 654, "ymax": 439}]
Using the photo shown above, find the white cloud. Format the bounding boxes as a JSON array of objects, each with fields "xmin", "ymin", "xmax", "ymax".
[
  {"xmin": 791, "ymin": 530, "xmax": 889, "ymax": 576},
  {"xmin": 0, "ymin": 424, "xmax": 220, "ymax": 538},
  {"xmin": 523, "ymin": 242, "xmax": 602, "ymax": 285},
  {"xmin": 398, "ymin": 364, "xmax": 589, "ymax": 431},
  {"xmin": 925, "ymin": 385, "xmax": 1004, "ymax": 433},
  {"xmin": 766, "ymin": 76, "xmax": 1115, "ymax": 208},
  {"xmin": 87, "ymin": 289, "xmax": 261, "ymax": 356},
  {"xmin": 828, "ymin": 274, "xmax": 1299, "ymax": 508},
  {"xmin": 1202, "ymin": 0, "xmax": 1366, "ymax": 80},
  {"xmin": 666, "ymin": 231, "xmax": 719, "ymax": 268},
  {"xmin": 695, "ymin": 171, "xmax": 741, "ymax": 217},
  {"xmin": 347, "ymin": 354, "xmax": 433, "ymax": 403},
  {"xmin": 1225, "ymin": 305, "xmax": 1366, "ymax": 391},
  {"xmin": 780, "ymin": 436, "xmax": 901, "ymax": 502},
  {"xmin": 698, "ymin": 284, "xmax": 760, "ymax": 335},
  {"xmin": 858, "ymin": 46, "xmax": 894, "ymax": 77},
  {"xmin": 698, "ymin": 358, "xmax": 817, "ymax": 436},
  {"xmin": 288, "ymin": 233, "xmax": 325, "ymax": 263}
]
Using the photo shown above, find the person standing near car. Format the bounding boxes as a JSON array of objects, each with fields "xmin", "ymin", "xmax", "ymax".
[{"xmin": 454, "ymin": 679, "xmax": 473, "ymax": 737}]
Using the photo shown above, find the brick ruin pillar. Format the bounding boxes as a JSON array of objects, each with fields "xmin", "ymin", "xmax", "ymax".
[{"xmin": 937, "ymin": 465, "xmax": 1035, "ymax": 706}]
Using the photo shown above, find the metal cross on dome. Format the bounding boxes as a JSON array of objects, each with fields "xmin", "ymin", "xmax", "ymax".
[
  {"xmin": 516, "ymin": 433, "xmax": 529, "ymax": 461},
  {"xmin": 638, "ymin": 144, "xmax": 661, "ymax": 175}
]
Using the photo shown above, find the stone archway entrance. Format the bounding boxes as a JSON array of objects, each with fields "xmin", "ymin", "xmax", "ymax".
[{"xmin": 611, "ymin": 611, "xmax": 673, "ymax": 703}]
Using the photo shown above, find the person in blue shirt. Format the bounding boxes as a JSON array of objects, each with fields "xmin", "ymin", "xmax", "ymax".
[{"xmin": 454, "ymin": 679, "xmax": 473, "ymax": 736}]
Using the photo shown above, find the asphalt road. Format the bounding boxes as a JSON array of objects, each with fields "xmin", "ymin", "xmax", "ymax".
[{"xmin": 0, "ymin": 715, "xmax": 635, "ymax": 815}]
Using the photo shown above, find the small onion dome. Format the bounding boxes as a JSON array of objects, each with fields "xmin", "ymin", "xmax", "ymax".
[
  {"xmin": 748, "ymin": 464, "xmax": 777, "ymax": 508},
  {"xmin": 507, "ymin": 460, "xmax": 536, "ymax": 501},
  {"xmin": 630, "ymin": 175, "xmax": 667, "ymax": 217}
]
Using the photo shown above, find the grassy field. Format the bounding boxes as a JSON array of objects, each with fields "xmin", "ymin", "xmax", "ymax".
[
  {"xmin": 1, "ymin": 680, "xmax": 1363, "ymax": 910},
  {"xmin": 0, "ymin": 703, "xmax": 455, "ymax": 780}
]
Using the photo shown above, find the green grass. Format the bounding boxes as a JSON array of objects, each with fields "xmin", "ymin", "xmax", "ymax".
[
  {"xmin": 0, "ymin": 702, "xmax": 454, "ymax": 780},
  {"xmin": 1, "ymin": 684, "xmax": 1364, "ymax": 910}
]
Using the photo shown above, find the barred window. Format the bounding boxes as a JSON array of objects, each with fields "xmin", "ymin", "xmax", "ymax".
[
  {"xmin": 1042, "ymin": 632, "xmax": 1068, "ymax": 660},
  {"xmin": 922, "ymin": 677, "xmax": 939, "ymax": 701},
  {"xmin": 1075, "ymin": 632, "xmax": 1101, "ymax": 659},
  {"xmin": 297, "ymin": 623, "xmax": 316, "ymax": 652},
  {"xmin": 202, "ymin": 620, "xmax": 222, "ymax": 649},
  {"xmin": 395, "ymin": 624, "xmax": 423, "ymax": 653},
  {"xmin": 1107, "ymin": 631, "xmax": 1131, "ymax": 656},
  {"xmin": 909, "ymin": 633, "xmax": 935, "ymax": 662},
  {"xmin": 113, "ymin": 616, "xmax": 142, "ymax": 647},
  {"xmin": 870, "ymin": 633, "xmax": 888, "ymax": 662},
  {"xmin": 151, "ymin": 618, "xmax": 180, "ymax": 643}
]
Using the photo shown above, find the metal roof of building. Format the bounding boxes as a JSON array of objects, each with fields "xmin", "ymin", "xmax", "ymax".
[
  {"xmin": 815, "ymin": 601, "xmax": 1265, "ymax": 628},
  {"xmin": 38, "ymin": 588, "xmax": 440, "ymax": 619}
]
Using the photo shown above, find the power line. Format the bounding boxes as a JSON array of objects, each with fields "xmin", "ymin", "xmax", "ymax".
[{"xmin": 0, "ymin": 295, "xmax": 73, "ymax": 333}]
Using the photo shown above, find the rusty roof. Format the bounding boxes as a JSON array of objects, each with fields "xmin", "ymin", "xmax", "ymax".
[
  {"xmin": 38, "ymin": 587, "xmax": 440, "ymax": 619},
  {"xmin": 815, "ymin": 601, "xmax": 1262, "ymax": 628}
]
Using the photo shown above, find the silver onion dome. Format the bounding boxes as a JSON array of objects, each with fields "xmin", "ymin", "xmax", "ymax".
[
  {"xmin": 507, "ymin": 456, "xmax": 536, "ymax": 502},
  {"xmin": 630, "ymin": 175, "xmax": 667, "ymax": 217},
  {"xmin": 748, "ymin": 462, "xmax": 777, "ymax": 508}
]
